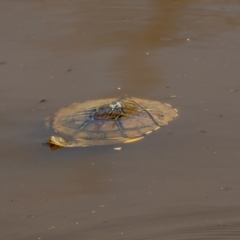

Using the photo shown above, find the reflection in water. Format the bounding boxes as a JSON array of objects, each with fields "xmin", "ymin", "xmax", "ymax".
[
  {"xmin": 111, "ymin": 0, "xmax": 194, "ymax": 94},
  {"xmin": 2, "ymin": 1, "xmax": 240, "ymax": 239},
  {"xmin": 15, "ymin": 0, "xmax": 240, "ymax": 94}
]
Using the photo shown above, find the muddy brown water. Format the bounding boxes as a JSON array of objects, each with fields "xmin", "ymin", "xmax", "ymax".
[{"xmin": 1, "ymin": 0, "xmax": 240, "ymax": 239}]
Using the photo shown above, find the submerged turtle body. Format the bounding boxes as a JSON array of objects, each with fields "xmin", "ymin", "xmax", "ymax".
[{"xmin": 48, "ymin": 97, "xmax": 178, "ymax": 148}]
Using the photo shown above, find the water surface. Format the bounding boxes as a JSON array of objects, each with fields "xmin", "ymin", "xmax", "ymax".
[{"xmin": 1, "ymin": 0, "xmax": 240, "ymax": 239}]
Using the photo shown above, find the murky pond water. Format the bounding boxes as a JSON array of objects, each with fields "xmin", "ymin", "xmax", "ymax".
[{"xmin": 1, "ymin": 0, "xmax": 240, "ymax": 239}]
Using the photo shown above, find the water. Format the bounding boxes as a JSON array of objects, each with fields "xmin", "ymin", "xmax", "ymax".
[{"xmin": 1, "ymin": 0, "xmax": 240, "ymax": 239}]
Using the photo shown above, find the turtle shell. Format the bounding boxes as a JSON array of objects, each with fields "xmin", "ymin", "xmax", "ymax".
[{"xmin": 51, "ymin": 97, "xmax": 178, "ymax": 146}]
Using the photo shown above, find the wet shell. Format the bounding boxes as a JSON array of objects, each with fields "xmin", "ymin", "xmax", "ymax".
[{"xmin": 49, "ymin": 97, "xmax": 178, "ymax": 147}]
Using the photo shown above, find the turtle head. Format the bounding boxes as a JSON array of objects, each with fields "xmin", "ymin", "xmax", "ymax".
[{"xmin": 48, "ymin": 136, "xmax": 69, "ymax": 147}]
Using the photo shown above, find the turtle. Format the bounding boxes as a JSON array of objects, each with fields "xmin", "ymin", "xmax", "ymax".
[{"xmin": 47, "ymin": 97, "xmax": 178, "ymax": 149}]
